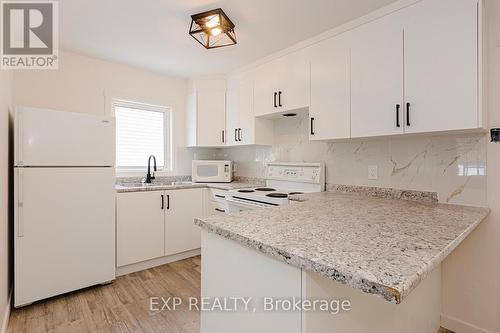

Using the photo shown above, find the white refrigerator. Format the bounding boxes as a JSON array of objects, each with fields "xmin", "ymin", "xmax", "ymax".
[{"xmin": 14, "ymin": 107, "xmax": 116, "ymax": 307}]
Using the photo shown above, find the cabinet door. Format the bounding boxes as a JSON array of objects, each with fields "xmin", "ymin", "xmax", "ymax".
[
  {"xmin": 197, "ymin": 90, "xmax": 226, "ymax": 146},
  {"xmin": 351, "ymin": 15, "xmax": 404, "ymax": 138},
  {"xmin": 309, "ymin": 35, "xmax": 351, "ymax": 141},
  {"xmin": 117, "ymin": 191, "xmax": 165, "ymax": 267},
  {"xmin": 403, "ymin": 0, "xmax": 478, "ymax": 133},
  {"xmin": 237, "ymin": 78, "xmax": 255, "ymax": 145},
  {"xmin": 164, "ymin": 188, "xmax": 204, "ymax": 256},
  {"xmin": 253, "ymin": 61, "xmax": 280, "ymax": 117},
  {"xmin": 225, "ymin": 86, "xmax": 240, "ymax": 146},
  {"xmin": 278, "ymin": 50, "xmax": 310, "ymax": 113},
  {"xmin": 185, "ymin": 92, "xmax": 197, "ymax": 147}
]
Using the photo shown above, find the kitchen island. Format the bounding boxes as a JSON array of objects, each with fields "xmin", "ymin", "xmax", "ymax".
[{"xmin": 195, "ymin": 189, "xmax": 490, "ymax": 333}]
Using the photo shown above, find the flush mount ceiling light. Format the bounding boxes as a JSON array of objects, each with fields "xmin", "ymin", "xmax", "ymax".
[{"xmin": 189, "ymin": 8, "xmax": 236, "ymax": 49}]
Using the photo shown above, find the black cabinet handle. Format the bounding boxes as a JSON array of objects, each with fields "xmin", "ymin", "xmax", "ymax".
[
  {"xmin": 222, "ymin": 130, "xmax": 225, "ymax": 143},
  {"xmin": 238, "ymin": 128, "xmax": 242, "ymax": 141},
  {"xmin": 406, "ymin": 102, "xmax": 411, "ymax": 126},
  {"xmin": 161, "ymin": 195, "xmax": 164, "ymax": 210},
  {"xmin": 273, "ymin": 92, "xmax": 277, "ymax": 108},
  {"xmin": 215, "ymin": 208, "xmax": 225, "ymax": 213},
  {"xmin": 215, "ymin": 194, "xmax": 225, "ymax": 198},
  {"xmin": 310, "ymin": 117, "xmax": 315, "ymax": 135},
  {"xmin": 396, "ymin": 104, "xmax": 401, "ymax": 128},
  {"xmin": 234, "ymin": 128, "xmax": 238, "ymax": 142},
  {"xmin": 278, "ymin": 91, "xmax": 282, "ymax": 107},
  {"xmin": 166, "ymin": 195, "xmax": 170, "ymax": 210}
]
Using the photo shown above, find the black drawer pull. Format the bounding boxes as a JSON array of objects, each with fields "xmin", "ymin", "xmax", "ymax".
[
  {"xmin": 406, "ymin": 102, "xmax": 411, "ymax": 126},
  {"xmin": 396, "ymin": 104, "xmax": 401, "ymax": 128},
  {"xmin": 215, "ymin": 208, "xmax": 225, "ymax": 213},
  {"xmin": 215, "ymin": 194, "xmax": 225, "ymax": 198}
]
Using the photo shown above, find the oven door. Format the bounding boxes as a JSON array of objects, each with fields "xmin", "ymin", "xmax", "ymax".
[{"xmin": 226, "ymin": 197, "xmax": 277, "ymax": 213}]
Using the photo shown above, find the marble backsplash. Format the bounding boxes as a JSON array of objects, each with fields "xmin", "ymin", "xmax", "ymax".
[{"xmin": 212, "ymin": 115, "xmax": 487, "ymax": 206}]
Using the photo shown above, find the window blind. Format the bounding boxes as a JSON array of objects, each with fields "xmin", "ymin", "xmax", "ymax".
[{"xmin": 115, "ymin": 104, "xmax": 167, "ymax": 168}]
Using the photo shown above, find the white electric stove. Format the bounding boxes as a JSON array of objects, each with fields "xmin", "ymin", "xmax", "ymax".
[{"xmin": 226, "ymin": 162, "xmax": 325, "ymax": 212}]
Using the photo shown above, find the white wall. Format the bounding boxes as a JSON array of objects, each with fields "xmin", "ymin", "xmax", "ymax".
[
  {"xmin": 441, "ymin": 1, "xmax": 500, "ymax": 332},
  {"xmin": 0, "ymin": 70, "xmax": 13, "ymax": 331},
  {"xmin": 12, "ymin": 51, "xmax": 205, "ymax": 176}
]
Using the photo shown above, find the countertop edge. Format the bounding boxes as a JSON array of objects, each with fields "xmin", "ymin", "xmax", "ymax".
[
  {"xmin": 195, "ymin": 205, "xmax": 491, "ymax": 304},
  {"xmin": 115, "ymin": 182, "xmax": 259, "ymax": 193},
  {"xmin": 399, "ymin": 207, "xmax": 491, "ymax": 300},
  {"xmin": 195, "ymin": 218, "xmax": 402, "ymax": 304}
]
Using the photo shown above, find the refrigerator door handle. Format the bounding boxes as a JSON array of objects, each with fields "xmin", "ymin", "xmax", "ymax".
[
  {"xmin": 17, "ymin": 169, "xmax": 24, "ymax": 237},
  {"xmin": 16, "ymin": 110, "xmax": 23, "ymax": 165}
]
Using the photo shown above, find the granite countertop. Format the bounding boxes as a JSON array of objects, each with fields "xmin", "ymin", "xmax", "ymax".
[
  {"xmin": 195, "ymin": 191, "xmax": 490, "ymax": 304},
  {"xmin": 116, "ymin": 181, "xmax": 259, "ymax": 193}
]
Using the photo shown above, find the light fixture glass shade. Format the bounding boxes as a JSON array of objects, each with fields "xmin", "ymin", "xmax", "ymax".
[{"xmin": 189, "ymin": 8, "xmax": 237, "ymax": 49}]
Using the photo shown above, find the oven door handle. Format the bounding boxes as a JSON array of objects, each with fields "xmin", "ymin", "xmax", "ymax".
[{"xmin": 226, "ymin": 197, "xmax": 274, "ymax": 209}]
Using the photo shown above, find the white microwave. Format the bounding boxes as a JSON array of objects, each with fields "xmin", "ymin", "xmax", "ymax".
[{"xmin": 192, "ymin": 160, "xmax": 233, "ymax": 183}]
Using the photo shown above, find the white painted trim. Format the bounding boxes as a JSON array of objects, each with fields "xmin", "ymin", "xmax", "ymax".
[
  {"xmin": 441, "ymin": 313, "xmax": 494, "ymax": 333},
  {"xmin": 1, "ymin": 291, "xmax": 11, "ymax": 333},
  {"xmin": 115, "ymin": 248, "xmax": 200, "ymax": 276},
  {"xmin": 229, "ymin": 0, "xmax": 424, "ymax": 75}
]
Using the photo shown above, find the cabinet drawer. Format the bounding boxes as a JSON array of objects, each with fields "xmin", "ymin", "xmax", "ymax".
[
  {"xmin": 206, "ymin": 200, "xmax": 229, "ymax": 215},
  {"xmin": 208, "ymin": 188, "xmax": 228, "ymax": 203}
]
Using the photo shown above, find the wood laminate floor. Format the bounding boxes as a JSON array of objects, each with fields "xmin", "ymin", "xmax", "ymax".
[{"xmin": 7, "ymin": 256, "xmax": 454, "ymax": 333}]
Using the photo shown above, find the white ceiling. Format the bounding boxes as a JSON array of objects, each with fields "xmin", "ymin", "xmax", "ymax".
[{"xmin": 60, "ymin": 0, "xmax": 397, "ymax": 77}]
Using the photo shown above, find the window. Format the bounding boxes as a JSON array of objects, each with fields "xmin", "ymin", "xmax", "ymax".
[{"xmin": 113, "ymin": 100, "xmax": 171, "ymax": 170}]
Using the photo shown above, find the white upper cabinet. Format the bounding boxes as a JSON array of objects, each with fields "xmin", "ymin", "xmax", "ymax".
[
  {"xmin": 350, "ymin": 13, "xmax": 404, "ymax": 138},
  {"xmin": 403, "ymin": 0, "xmax": 479, "ymax": 133},
  {"xmin": 253, "ymin": 50, "xmax": 310, "ymax": 117},
  {"xmin": 226, "ymin": 75, "xmax": 274, "ymax": 146},
  {"xmin": 309, "ymin": 34, "xmax": 351, "ymax": 141},
  {"xmin": 186, "ymin": 79, "xmax": 226, "ymax": 147},
  {"xmin": 226, "ymin": 84, "xmax": 240, "ymax": 146}
]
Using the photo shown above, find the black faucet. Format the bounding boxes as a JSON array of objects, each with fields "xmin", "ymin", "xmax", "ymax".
[{"xmin": 144, "ymin": 155, "xmax": 157, "ymax": 183}]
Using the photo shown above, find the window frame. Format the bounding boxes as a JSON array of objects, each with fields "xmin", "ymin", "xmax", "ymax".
[{"xmin": 112, "ymin": 99, "xmax": 172, "ymax": 174}]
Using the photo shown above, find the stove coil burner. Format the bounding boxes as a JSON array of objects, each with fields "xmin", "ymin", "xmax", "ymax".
[
  {"xmin": 255, "ymin": 188, "xmax": 276, "ymax": 192},
  {"xmin": 238, "ymin": 189, "xmax": 255, "ymax": 193},
  {"xmin": 266, "ymin": 193, "xmax": 288, "ymax": 198},
  {"xmin": 289, "ymin": 192, "xmax": 304, "ymax": 195}
]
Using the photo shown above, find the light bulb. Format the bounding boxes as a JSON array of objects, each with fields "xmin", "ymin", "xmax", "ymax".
[
  {"xmin": 211, "ymin": 27, "xmax": 222, "ymax": 36},
  {"xmin": 205, "ymin": 15, "xmax": 220, "ymax": 28}
]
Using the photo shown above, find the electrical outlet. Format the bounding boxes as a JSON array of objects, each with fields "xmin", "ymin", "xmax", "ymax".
[{"xmin": 368, "ymin": 165, "xmax": 378, "ymax": 180}]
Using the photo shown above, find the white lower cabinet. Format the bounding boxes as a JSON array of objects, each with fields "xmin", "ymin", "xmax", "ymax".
[
  {"xmin": 116, "ymin": 191, "xmax": 165, "ymax": 267},
  {"xmin": 204, "ymin": 188, "xmax": 229, "ymax": 215},
  {"xmin": 116, "ymin": 188, "xmax": 204, "ymax": 267},
  {"xmin": 164, "ymin": 188, "xmax": 204, "ymax": 256}
]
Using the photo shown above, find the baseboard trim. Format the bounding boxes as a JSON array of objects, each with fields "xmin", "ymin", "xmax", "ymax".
[
  {"xmin": 115, "ymin": 249, "xmax": 201, "ymax": 276},
  {"xmin": 1, "ymin": 291, "xmax": 11, "ymax": 333},
  {"xmin": 441, "ymin": 313, "xmax": 494, "ymax": 333}
]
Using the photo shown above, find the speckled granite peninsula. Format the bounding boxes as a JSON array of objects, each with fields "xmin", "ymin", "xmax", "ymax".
[{"xmin": 195, "ymin": 190, "xmax": 490, "ymax": 303}]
